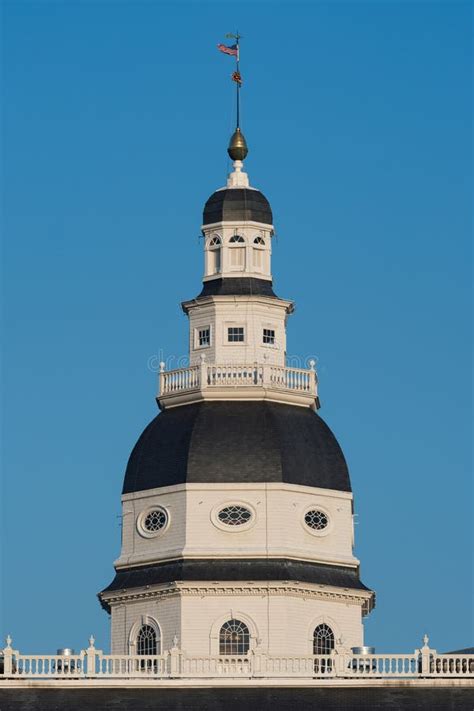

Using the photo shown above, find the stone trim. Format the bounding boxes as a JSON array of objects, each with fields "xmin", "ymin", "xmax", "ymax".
[{"xmin": 101, "ymin": 582, "xmax": 373, "ymax": 616}]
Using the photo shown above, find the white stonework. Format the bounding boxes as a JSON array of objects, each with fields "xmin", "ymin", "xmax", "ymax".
[
  {"xmin": 202, "ymin": 221, "xmax": 274, "ymax": 282},
  {"xmin": 115, "ymin": 483, "xmax": 358, "ymax": 570},
  {"xmin": 184, "ymin": 295, "xmax": 292, "ymax": 367},
  {"xmin": 226, "ymin": 160, "xmax": 250, "ymax": 188},
  {"xmin": 107, "ymin": 587, "xmax": 366, "ymax": 656},
  {"xmin": 103, "ymin": 481, "xmax": 369, "ymax": 655}
]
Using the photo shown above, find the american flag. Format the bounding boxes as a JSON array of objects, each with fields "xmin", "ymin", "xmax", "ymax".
[{"xmin": 217, "ymin": 43, "xmax": 238, "ymax": 57}]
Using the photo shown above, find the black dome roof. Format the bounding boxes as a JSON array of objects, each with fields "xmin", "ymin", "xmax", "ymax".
[
  {"xmin": 203, "ymin": 188, "xmax": 273, "ymax": 226},
  {"xmin": 123, "ymin": 401, "xmax": 351, "ymax": 495}
]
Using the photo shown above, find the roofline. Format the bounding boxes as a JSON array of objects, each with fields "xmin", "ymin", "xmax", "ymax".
[{"xmin": 181, "ymin": 293, "xmax": 294, "ymax": 315}]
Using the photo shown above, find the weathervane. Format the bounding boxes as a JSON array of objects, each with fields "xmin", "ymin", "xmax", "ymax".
[
  {"xmin": 217, "ymin": 32, "xmax": 243, "ymax": 127},
  {"xmin": 217, "ymin": 32, "xmax": 248, "ymax": 162}
]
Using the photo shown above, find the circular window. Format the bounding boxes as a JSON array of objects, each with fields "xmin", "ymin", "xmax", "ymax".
[
  {"xmin": 217, "ymin": 505, "xmax": 252, "ymax": 527},
  {"xmin": 304, "ymin": 509, "xmax": 329, "ymax": 531},
  {"xmin": 137, "ymin": 507, "xmax": 169, "ymax": 538}
]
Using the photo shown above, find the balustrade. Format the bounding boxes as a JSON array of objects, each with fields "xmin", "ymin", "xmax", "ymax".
[
  {"xmin": 94, "ymin": 654, "xmax": 167, "ymax": 677},
  {"xmin": 2, "ymin": 636, "xmax": 473, "ymax": 681},
  {"xmin": 160, "ymin": 365, "xmax": 200, "ymax": 394},
  {"xmin": 345, "ymin": 654, "xmax": 418, "ymax": 677},
  {"xmin": 206, "ymin": 364, "xmax": 263, "ymax": 387},
  {"xmin": 428, "ymin": 654, "xmax": 474, "ymax": 676},
  {"xmin": 5, "ymin": 653, "xmax": 86, "ymax": 678},
  {"xmin": 158, "ymin": 362, "xmax": 317, "ymax": 399}
]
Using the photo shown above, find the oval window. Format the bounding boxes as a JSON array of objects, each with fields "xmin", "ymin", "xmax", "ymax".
[
  {"xmin": 137, "ymin": 507, "xmax": 169, "ymax": 537},
  {"xmin": 304, "ymin": 509, "xmax": 329, "ymax": 531},
  {"xmin": 217, "ymin": 505, "xmax": 252, "ymax": 527}
]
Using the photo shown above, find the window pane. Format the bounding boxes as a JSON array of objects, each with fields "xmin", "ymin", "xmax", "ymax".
[
  {"xmin": 313, "ymin": 624, "xmax": 335, "ymax": 655},
  {"xmin": 263, "ymin": 329, "xmax": 275, "ymax": 344},
  {"xmin": 228, "ymin": 327, "xmax": 244, "ymax": 342},
  {"xmin": 137, "ymin": 625, "xmax": 158, "ymax": 656},
  {"xmin": 198, "ymin": 328, "xmax": 210, "ymax": 347},
  {"xmin": 219, "ymin": 620, "xmax": 250, "ymax": 656}
]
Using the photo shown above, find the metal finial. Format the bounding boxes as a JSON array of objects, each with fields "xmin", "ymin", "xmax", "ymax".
[{"xmin": 228, "ymin": 128, "xmax": 248, "ymax": 161}]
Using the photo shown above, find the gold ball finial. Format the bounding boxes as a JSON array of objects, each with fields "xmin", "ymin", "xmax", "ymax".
[{"xmin": 227, "ymin": 128, "xmax": 248, "ymax": 161}]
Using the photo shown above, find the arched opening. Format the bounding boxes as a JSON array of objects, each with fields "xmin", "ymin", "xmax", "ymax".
[
  {"xmin": 219, "ymin": 619, "xmax": 250, "ymax": 656},
  {"xmin": 313, "ymin": 623, "xmax": 335, "ymax": 655},
  {"xmin": 137, "ymin": 624, "xmax": 159, "ymax": 656},
  {"xmin": 208, "ymin": 236, "xmax": 221, "ymax": 274},
  {"xmin": 313, "ymin": 623, "xmax": 334, "ymax": 675},
  {"xmin": 229, "ymin": 234, "xmax": 245, "ymax": 269},
  {"xmin": 252, "ymin": 236, "xmax": 266, "ymax": 271}
]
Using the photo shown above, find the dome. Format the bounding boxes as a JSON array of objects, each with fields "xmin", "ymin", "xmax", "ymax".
[
  {"xmin": 203, "ymin": 188, "xmax": 273, "ymax": 226},
  {"xmin": 123, "ymin": 401, "xmax": 351, "ymax": 495}
]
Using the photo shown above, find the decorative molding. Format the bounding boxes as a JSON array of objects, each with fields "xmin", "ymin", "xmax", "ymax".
[
  {"xmin": 158, "ymin": 384, "xmax": 317, "ymax": 411},
  {"xmin": 102, "ymin": 582, "xmax": 373, "ymax": 616}
]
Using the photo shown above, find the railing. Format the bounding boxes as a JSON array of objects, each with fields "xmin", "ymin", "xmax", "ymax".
[
  {"xmin": 7, "ymin": 652, "xmax": 86, "ymax": 678},
  {"xmin": 2, "ymin": 635, "xmax": 473, "ymax": 681},
  {"xmin": 160, "ymin": 365, "xmax": 200, "ymax": 394},
  {"xmin": 180, "ymin": 655, "xmax": 251, "ymax": 677},
  {"xmin": 159, "ymin": 360, "xmax": 318, "ymax": 399},
  {"xmin": 206, "ymin": 364, "xmax": 263, "ymax": 387},
  {"xmin": 93, "ymin": 653, "xmax": 168, "ymax": 677}
]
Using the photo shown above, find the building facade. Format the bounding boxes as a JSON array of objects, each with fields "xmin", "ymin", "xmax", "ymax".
[{"xmin": 99, "ymin": 127, "xmax": 375, "ymax": 659}]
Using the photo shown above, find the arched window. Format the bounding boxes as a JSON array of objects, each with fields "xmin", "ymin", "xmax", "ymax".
[
  {"xmin": 229, "ymin": 235, "xmax": 245, "ymax": 269},
  {"xmin": 137, "ymin": 625, "xmax": 158, "ymax": 656},
  {"xmin": 313, "ymin": 624, "xmax": 335, "ymax": 655},
  {"xmin": 252, "ymin": 236, "xmax": 265, "ymax": 270},
  {"xmin": 219, "ymin": 619, "xmax": 250, "ymax": 655},
  {"xmin": 208, "ymin": 236, "xmax": 221, "ymax": 274}
]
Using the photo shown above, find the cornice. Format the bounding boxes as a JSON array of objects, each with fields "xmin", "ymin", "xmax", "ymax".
[{"xmin": 101, "ymin": 580, "xmax": 374, "ymax": 616}]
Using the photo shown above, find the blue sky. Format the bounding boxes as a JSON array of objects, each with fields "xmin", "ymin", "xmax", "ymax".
[{"xmin": 2, "ymin": 1, "xmax": 472, "ymax": 654}]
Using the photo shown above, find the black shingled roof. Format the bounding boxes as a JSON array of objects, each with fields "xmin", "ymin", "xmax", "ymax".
[
  {"xmin": 101, "ymin": 558, "xmax": 369, "ymax": 602},
  {"xmin": 122, "ymin": 401, "xmax": 351, "ymax": 495},
  {"xmin": 203, "ymin": 188, "xmax": 273, "ymax": 225},
  {"xmin": 197, "ymin": 277, "xmax": 278, "ymax": 298}
]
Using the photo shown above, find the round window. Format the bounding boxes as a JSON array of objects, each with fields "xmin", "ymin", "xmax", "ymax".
[
  {"xmin": 304, "ymin": 509, "xmax": 329, "ymax": 531},
  {"xmin": 138, "ymin": 507, "xmax": 169, "ymax": 537},
  {"xmin": 217, "ymin": 505, "xmax": 252, "ymax": 527}
]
